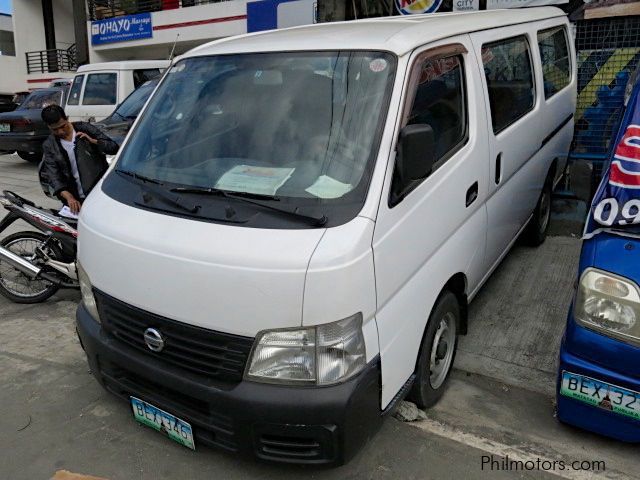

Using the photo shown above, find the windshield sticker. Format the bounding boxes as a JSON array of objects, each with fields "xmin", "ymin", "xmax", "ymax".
[
  {"xmin": 585, "ymin": 79, "xmax": 640, "ymax": 238},
  {"xmin": 215, "ymin": 166, "xmax": 295, "ymax": 196},
  {"xmin": 305, "ymin": 175, "xmax": 352, "ymax": 199},
  {"xmin": 369, "ymin": 59, "xmax": 388, "ymax": 73}
]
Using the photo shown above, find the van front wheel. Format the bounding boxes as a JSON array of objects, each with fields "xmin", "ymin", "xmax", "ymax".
[{"xmin": 408, "ymin": 291, "xmax": 459, "ymax": 409}]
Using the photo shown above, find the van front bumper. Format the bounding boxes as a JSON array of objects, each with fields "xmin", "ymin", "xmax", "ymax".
[{"xmin": 76, "ymin": 304, "xmax": 383, "ymax": 465}]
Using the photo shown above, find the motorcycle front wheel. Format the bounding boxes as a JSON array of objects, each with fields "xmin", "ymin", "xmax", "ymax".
[{"xmin": 0, "ymin": 231, "xmax": 61, "ymax": 303}]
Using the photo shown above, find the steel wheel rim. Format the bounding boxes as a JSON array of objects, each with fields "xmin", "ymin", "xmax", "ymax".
[
  {"xmin": 429, "ymin": 312, "xmax": 456, "ymax": 390},
  {"xmin": 539, "ymin": 188, "xmax": 551, "ymax": 234},
  {"xmin": 0, "ymin": 237, "xmax": 52, "ymax": 297}
]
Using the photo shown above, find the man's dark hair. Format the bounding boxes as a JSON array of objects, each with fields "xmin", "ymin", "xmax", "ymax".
[{"xmin": 41, "ymin": 104, "xmax": 67, "ymax": 125}]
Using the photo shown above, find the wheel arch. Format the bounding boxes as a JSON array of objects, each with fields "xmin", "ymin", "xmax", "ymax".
[
  {"xmin": 412, "ymin": 272, "xmax": 468, "ymax": 374},
  {"xmin": 443, "ymin": 272, "xmax": 468, "ymax": 335}
]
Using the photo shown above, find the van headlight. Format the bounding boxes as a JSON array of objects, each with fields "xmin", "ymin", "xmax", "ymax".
[
  {"xmin": 245, "ymin": 313, "xmax": 366, "ymax": 385},
  {"xmin": 78, "ymin": 263, "xmax": 100, "ymax": 323},
  {"xmin": 574, "ymin": 268, "xmax": 640, "ymax": 343}
]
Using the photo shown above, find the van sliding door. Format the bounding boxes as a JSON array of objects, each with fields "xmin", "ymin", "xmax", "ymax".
[{"xmin": 470, "ymin": 28, "xmax": 542, "ymax": 270}]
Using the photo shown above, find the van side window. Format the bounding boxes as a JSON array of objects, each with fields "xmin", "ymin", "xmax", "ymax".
[
  {"xmin": 391, "ymin": 54, "xmax": 466, "ymax": 205},
  {"xmin": 537, "ymin": 26, "xmax": 571, "ymax": 99},
  {"xmin": 82, "ymin": 73, "xmax": 117, "ymax": 105},
  {"xmin": 406, "ymin": 55, "xmax": 466, "ymax": 163},
  {"xmin": 67, "ymin": 75, "xmax": 84, "ymax": 106},
  {"xmin": 482, "ymin": 36, "xmax": 535, "ymax": 133},
  {"xmin": 133, "ymin": 69, "xmax": 162, "ymax": 89}
]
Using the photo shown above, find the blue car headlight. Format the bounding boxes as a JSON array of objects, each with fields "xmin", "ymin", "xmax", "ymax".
[{"xmin": 575, "ymin": 268, "xmax": 640, "ymax": 343}]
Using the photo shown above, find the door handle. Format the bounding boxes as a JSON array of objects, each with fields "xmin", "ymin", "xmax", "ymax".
[
  {"xmin": 466, "ymin": 181, "xmax": 478, "ymax": 207},
  {"xmin": 495, "ymin": 153, "xmax": 502, "ymax": 185}
]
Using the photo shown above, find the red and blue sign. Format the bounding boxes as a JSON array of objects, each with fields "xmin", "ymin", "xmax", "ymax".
[
  {"xmin": 586, "ymin": 80, "xmax": 640, "ymax": 236},
  {"xmin": 395, "ymin": 0, "xmax": 443, "ymax": 15}
]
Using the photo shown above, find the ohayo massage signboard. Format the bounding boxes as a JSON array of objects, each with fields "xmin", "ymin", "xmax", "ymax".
[{"xmin": 91, "ymin": 12, "xmax": 153, "ymax": 46}]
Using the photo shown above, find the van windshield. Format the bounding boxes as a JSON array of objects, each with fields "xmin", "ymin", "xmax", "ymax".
[{"xmin": 116, "ymin": 52, "xmax": 396, "ymax": 212}]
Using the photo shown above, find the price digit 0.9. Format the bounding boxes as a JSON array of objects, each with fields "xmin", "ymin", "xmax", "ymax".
[
  {"xmin": 594, "ymin": 198, "xmax": 619, "ymax": 226},
  {"xmin": 620, "ymin": 199, "xmax": 640, "ymax": 225}
]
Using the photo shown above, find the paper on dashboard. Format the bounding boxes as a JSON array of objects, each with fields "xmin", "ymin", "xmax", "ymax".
[
  {"xmin": 305, "ymin": 175, "xmax": 352, "ymax": 199},
  {"xmin": 215, "ymin": 165, "xmax": 295, "ymax": 196}
]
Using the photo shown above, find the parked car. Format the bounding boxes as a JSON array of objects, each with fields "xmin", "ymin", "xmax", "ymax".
[
  {"xmin": 12, "ymin": 91, "xmax": 31, "ymax": 107},
  {"xmin": 94, "ymin": 79, "xmax": 159, "ymax": 147},
  {"xmin": 76, "ymin": 8, "xmax": 575, "ymax": 465},
  {"xmin": 66, "ymin": 60, "xmax": 168, "ymax": 123},
  {"xmin": 0, "ymin": 87, "xmax": 68, "ymax": 163},
  {"xmin": 48, "ymin": 78, "xmax": 73, "ymax": 90},
  {"xmin": 557, "ymin": 69, "xmax": 640, "ymax": 440},
  {"xmin": 0, "ymin": 95, "xmax": 17, "ymax": 114}
]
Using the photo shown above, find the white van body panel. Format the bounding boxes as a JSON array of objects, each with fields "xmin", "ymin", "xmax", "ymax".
[
  {"xmin": 470, "ymin": 26, "xmax": 544, "ymax": 268},
  {"xmin": 66, "ymin": 60, "xmax": 169, "ymax": 122},
  {"xmin": 303, "ymin": 216, "xmax": 379, "ymax": 361},
  {"xmin": 373, "ymin": 34, "xmax": 490, "ymax": 407},
  {"xmin": 470, "ymin": 18, "xmax": 576, "ymax": 277},
  {"xmin": 79, "ymin": 186, "xmax": 325, "ymax": 337}
]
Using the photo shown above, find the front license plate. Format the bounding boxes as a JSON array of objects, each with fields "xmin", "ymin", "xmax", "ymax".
[
  {"xmin": 560, "ymin": 371, "xmax": 640, "ymax": 421},
  {"xmin": 0, "ymin": 123, "xmax": 10, "ymax": 132},
  {"xmin": 130, "ymin": 397, "xmax": 195, "ymax": 450}
]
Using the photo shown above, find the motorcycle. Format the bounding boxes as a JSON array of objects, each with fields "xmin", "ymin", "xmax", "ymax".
[{"xmin": 0, "ymin": 190, "xmax": 78, "ymax": 303}]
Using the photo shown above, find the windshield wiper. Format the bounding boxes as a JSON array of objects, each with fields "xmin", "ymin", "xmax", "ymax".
[
  {"xmin": 170, "ymin": 186, "xmax": 328, "ymax": 226},
  {"xmin": 116, "ymin": 169, "xmax": 163, "ymax": 185},
  {"xmin": 117, "ymin": 169, "xmax": 200, "ymax": 214}
]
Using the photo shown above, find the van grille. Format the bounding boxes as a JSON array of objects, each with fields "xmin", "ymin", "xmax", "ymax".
[{"xmin": 95, "ymin": 290, "xmax": 254, "ymax": 383}]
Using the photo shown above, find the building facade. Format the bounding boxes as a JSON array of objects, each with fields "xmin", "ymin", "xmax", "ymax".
[{"xmin": 0, "ymin": 0, "xmax": 315, "ymax": 95}]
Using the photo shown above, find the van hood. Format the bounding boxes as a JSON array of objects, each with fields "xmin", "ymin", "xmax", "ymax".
[{"xmin": 78, "ymin": 188, "xmax": 326, "ymax": 337}]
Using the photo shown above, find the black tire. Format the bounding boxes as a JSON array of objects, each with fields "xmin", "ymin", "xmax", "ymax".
[
  {"xmin": 0, "ymin": 231, "xmax": 60, "ymax": 303},
  {"xmin": 407, "ymin": 291, "xmax": 460, "ymax": 409},
  {"xmin": 522, "ymin": 173, "xmax": 553, "ymax": 246},
  {"xmin": 17, "ymin": 151, "xmax": 41, "ymax": 164}
]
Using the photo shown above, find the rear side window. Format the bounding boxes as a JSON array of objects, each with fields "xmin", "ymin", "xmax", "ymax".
[
  {"xmin": 482, "ymin": 36, "xmax": 535, "ymax": 133},
  {"xmin": 133, "ymin": 68, "xmax": 162, "ymax": 88},
  {"xmin": 537, "ymin": 26, "xmax": 571, "ymax": 99},
  {"xmin": 67, "ymin": 75, "xmax": 84, "ymax": 106},
  {"xmin": 406, "ymin": 55, "xmax": 466, "ymax": 163},
  {"xmin": 82, "ymin": 73, "xmax": 117, "ymax": 105}
]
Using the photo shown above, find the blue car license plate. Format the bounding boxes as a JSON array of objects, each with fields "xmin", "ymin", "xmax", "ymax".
[
  {"xmin": 130, "ymin": 397, "xmax": 195, "ymax": 450},
  {"xmin": 560, "ymin": 371, "xmax": 640, "ymax": 421}
]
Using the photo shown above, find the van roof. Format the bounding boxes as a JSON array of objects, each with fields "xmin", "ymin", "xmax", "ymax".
[
  {"xmin": 76, "ymin": 60, "xmax": 170, "ymax": 73},
  {"xmin": 183, "ymin": 7, "xmax": 565, "ymax": 58}
]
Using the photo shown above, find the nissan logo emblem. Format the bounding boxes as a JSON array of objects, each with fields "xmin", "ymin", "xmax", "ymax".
[{"xmin": 144, "ymin": 327, "xmax": 165, "ymax": 352}]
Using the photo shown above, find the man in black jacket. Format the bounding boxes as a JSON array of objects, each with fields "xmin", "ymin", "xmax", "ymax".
[{"xmin": 41, "ymin": 105, "xmax": 119, "ymax": 214}]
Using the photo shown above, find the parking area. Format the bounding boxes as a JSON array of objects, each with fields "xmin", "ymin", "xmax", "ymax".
[{"xmin": 0, "ymin": 154, "xmax": 638, "ymax": 479}]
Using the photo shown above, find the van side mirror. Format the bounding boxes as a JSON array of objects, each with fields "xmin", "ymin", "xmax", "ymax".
[{"xmin": 391, "ymin": 124, "xmax": 436, "ymax": 205}]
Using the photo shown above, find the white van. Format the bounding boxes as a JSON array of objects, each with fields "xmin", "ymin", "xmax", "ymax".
[
  {"xmin": 65, "ymin": 60, "xmax": 169, "ymax": 122},
  {"xmin": 75, "ymin": 8, "xmax": 576, "ymax": 465}
]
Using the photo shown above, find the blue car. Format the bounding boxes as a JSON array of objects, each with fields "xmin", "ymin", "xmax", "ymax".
[{"xmin": 557, "ymin": 71, "xmax": 640, "ymax": 441}]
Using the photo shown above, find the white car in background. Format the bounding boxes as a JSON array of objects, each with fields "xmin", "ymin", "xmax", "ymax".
[{"xmin": 65, "ymin": 60, "xmax": 169, "ymax": 123}]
